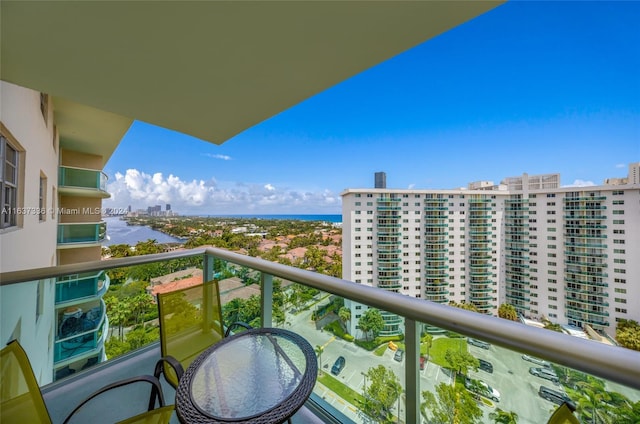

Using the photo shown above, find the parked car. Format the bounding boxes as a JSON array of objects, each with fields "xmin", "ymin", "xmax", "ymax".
[
  {"xmin": 522, "ymin": 354, "xmax": 551, "ymax": 368},
  {"xmin": 529, "ymin": 367, "xmax": 558, "ymax": 383},
  {"xmin": 331, "ymin": 356, "xmax": 346, "ymax": 376},
  {"xmin": 394, "ymin": 349, "xmax": 404, "ymax": 362},
  {"xmin": 465, "ymin": 377, "xmax": 500, "ymax": 402},
  {"xmin": 467, "ymin": 338, "xmax": 490, "ymax": 349},
  {"xmin": 539, "ymin": 386, "xmax": 572, "ymax": 406},
  {"xmin": 478, "ymin": 359, "xmax": 493, "ymax": 373}
]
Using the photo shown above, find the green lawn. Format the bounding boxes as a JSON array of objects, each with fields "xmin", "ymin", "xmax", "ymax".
[
  {"xmin": 427, "ymin": 337, "xmax": 467, "ymax": 367},
  {"xmin": 318, "ymin": 371, "xmax": 365, "ymax": 408}
]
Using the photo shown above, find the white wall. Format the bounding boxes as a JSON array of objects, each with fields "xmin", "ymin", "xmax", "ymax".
[{"xmin": 0, "ymin": 82, "xmax": 59, "ymax": 384}]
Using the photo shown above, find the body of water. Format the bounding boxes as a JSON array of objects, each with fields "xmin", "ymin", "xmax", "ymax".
[
  {"xmin": 102, "ymin": 217, "xmax": 184, "ymax": 246},
  {"xmin": 103, "ymin": 214, "xmax": 342, "ymax": 246},
  {"xmin": 204, "ymin": 214, "xmax": 342, "ymax": 223}
]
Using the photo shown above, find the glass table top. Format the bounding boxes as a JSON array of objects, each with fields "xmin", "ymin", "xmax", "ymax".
[{"xmin": 189, "ymin": 330, "xmax": 309, "ymax": 420}]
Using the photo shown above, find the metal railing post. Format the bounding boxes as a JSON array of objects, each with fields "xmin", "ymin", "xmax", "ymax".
[
  {"xmin": 261, "ymin": 272, "xmax": 273, "ymax": 328},
  {"xmin": 405, "ymin": 318, "xmax": 420, "ymax": 424}
]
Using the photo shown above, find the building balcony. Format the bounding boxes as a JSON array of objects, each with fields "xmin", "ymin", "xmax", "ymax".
[
  {"xmin": 564, "ymin": 241, "xmax": 607, "ymax": 249},
  {"xmin": 55, "ymin": 271, "xmax": 110, "ymax": 305},
  {"xmin": 565, "ymin": 268, "xmax": 608, "ymax": 278},
  {"xmin": 377, "ymin": 197, "xmax": 401, "ymax": 203},
  {"xmin": 563, "ymin": 205, "xmax": 607, "ymax": 211},
  {"xmin": 565, "ymin": 312, "xmax": 610, "ymax": 328},
  {"xmin": 564, "ymin": 196, "xmax": 608, "ymax": 202},
  {"xmin": 423, "ymin": 206, "xmax": 448, "ymax": 211},
  {"xmin": 564, "ymin": 258, "xmax": 607, "ymax": 268},
  {"xmin": 565, "ymin": 295, "xmax": 609, "ymax": 308},
  {"xmin": 57, "ymin": 222, "xmax": 107, "ymax": 247},
  {"xmin": 565, "ymin": 286, "xmax": 608, "ymax": 297},
  {"xmin": 376, "ymin": 223, "xmax": 401, "ymax": 229},
  {"xmin": 55, "ymin": 299, "xmax": 108, "ymax": 364},
  {"xmin": 58, "ymin": 166, "xmax": 110, "ymax": 198},
  {"xmin": 564, "ymin": 250, "xmax": 607, "ymax": 258},
  {"xmin": 376, "ymin": 206, "xmax": 402, "ymax": 211},
  {"xmin": 563, "ymin": 214, "xmax": 607, "ymax": 220},
  {"xmin": 2, "ymin": 248, "xmax": 639, "ymax": 424},
  {"xmin": 506, "ymin": 293, "xmax": 530, "ymax": 303}
]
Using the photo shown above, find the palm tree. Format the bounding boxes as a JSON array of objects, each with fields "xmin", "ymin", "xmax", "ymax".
[
  {"xmin": 315, "ymin": 345, "xmax": 324, "ymax": 375},
  {"xmin": 571, "ymin": 379, "xmax": 614, "ymax": 423},
  {"xmin": 489, "ymin": 408, "xmax": 519, "ymax": 423},
  {"xmin": 338, "ymin": 306, "xmax": 351, "ymax": 331}
]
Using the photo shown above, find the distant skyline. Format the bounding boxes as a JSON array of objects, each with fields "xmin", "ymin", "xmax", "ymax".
[{"xmin": 103, "ymin": 2, "xmax": 639, "ymax": 216}]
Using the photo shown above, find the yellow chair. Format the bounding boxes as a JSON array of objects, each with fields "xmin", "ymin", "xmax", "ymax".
[
  {"xmin": 0, "ymin": 340, "xmax": 174, "ymax": 424},
  {"xmin": 547, "ymin": 402, "xmax": 580, "ymax": 424},
  {"xmin": 154, "ymin": 279, "xmax": 250, "ymax": 388}
]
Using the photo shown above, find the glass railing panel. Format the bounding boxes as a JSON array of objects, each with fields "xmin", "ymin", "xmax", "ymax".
[
  {"xmin": 55, "ymin": 271, "xmax": 109, "ymax": 304},
  {"xmin": 58, "ymin": 166, "xmax": 108, "ymax": 192},
  {"xmin": 57, "ymin": 222, "xmax": 106, "ymax": 244},
  {"xmin": 416, "ymin": 321, "xmax": 640, "ymax": 424}
]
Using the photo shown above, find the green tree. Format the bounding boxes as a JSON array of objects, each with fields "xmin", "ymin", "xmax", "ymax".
[
  {"xmin": 422, "ymin": 382, "xmax": 482, "ymax": 424},
  {"xmin": 567, "ymin": 377, "xmax": 615, "ymax": 424},
  {"xmin": 338, "ymin": 306, "xmax": 351, "ymax": 331},
  {"xmin": 616, "ymin": 319, "xmax": 640, "ymax": 351},
  {"xmin": 444, "ymin": 349, "xmax": 479, "ymax": 385},
  {"xmin": 125, "ymin": 325, "xmax": 160, "ymax": 350},
  {"xmin": 361, "ymin": 365, "xmax": 402, "ymax": 423},
  {"xmin": 498, "ymin": 303, "xmax": 519, "ymax": 321},
  {"xmin": 448, "ymin": 301, "xmax": 479, "ymax": 313},
  {"xmin": 542, "ymin": 319, "xmax": 564, "ymax": 333},
  {"xmin": 130, "ymin": 293, "xmax": 153, "ymax": 324},
  {"xmin": 489, "ymin": 408, "xmax": 519, "ymax": 424},
  {"xmin": 358, "ymin": 308, "xmax": 385, "ymax": 341}
]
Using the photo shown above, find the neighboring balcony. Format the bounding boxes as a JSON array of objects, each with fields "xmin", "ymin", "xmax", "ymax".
[
  {"xmin": 58, "ymin": 166, "xmax": 110, "ymax": 198},
  {"xmin": 57, "ymin": 222, "xmax": 107, "ymax": 247},
  {"xmin": 55, "ymin": 299, "xmax": 108, "ymax": 364},
  {"xmin": 56, "ymin": 271, "xmax": 110, "ymax": 305},
  {"xmin": 2, "ymin": 248, "xmax": 639, "ymax": 424}
]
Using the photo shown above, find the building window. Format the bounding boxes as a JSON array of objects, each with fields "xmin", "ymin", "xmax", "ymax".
[
  {"xmin": 39, "ymin": 174, "xmax": 47, "ymax": 222},
  {"xmin": 1, "ymin": 135, "xmax": 20, "ymax": 229}
]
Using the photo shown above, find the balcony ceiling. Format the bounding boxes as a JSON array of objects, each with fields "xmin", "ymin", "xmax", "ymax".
[{"xmin": 1, "ymin": 1, "xmax": 503, "ymax": 158}]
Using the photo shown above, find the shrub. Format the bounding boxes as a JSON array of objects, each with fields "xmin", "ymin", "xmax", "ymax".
[{"xmin": 342, "ymin": 334, "xmax": 354, "ymax": 342}]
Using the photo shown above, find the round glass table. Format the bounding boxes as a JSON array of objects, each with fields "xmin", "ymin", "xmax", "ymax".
[{"xmin": 175, "ymin": 328, "xmax": 317, "ymax": 423}]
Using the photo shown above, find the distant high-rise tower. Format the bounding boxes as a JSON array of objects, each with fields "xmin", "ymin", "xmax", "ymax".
[
  {"xmin": 374, "ymin": 172, "xmax": 386, "ymax": 189},
  {"xmin": 166, "ymin": 204, "xmax": 171, "ymax": 211}
]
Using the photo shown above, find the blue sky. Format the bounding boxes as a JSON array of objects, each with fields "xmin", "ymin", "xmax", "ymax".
[{"xmin": 103, "ymin": 1, "xmax": 639, "ymax": 215}]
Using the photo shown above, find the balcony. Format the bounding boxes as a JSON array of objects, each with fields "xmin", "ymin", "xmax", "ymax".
[
  {"xmin": 2, "ymin": 248, "xmax": 639, "ymax": 424},
  {"xmin": 55, "ymin": 300, "xmax": 108, "ymax": 364},
  {"xmin": 56, "ymin": 271, "xmax": 109, "ymax": 304},
  {"xmin": 58, "ymin": 166, "xmax": 110, "ymax": 198},
  {"xmin": 57, "ymin": 222, "xmax": 107, "ymax": 247}
]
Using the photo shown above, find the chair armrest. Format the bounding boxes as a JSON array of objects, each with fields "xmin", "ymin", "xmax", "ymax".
[
  {"xmin": 154, "ymin": 355, "xmax": 184, "ymax": 390},
  {"xmin": 224, "ymin": 321, "xmax": 252, "ymax": 337},
  {"xmin": 62, "ymin": 375, "xmax": 166, "ymax": 424}
]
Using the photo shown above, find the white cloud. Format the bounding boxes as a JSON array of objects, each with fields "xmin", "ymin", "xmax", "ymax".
[
  {"xmin": 105, "ymin": 169, "xmax": 340, "ymax": 214},
  {"xmin": 407, "ymin": 183, "xmax": 416, "ymax": 189},
  {"xmin": 203, "ymin": 153, "xmax": 232, "ymax": 161},
  {"xmin": 615, "ymin": 163, "xmax": 626, "ymax": 169},
  {"xmin": 563, "ymin": 179, "xmax": 596, "ymax": 188}
]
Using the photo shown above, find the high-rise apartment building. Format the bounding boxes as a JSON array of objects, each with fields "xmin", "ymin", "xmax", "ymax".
[
  {"xmin": 342, "ymin": 165, "xmax": 639, "ymax": 338},
  {"xmin": 0, "ymin": 82, "xmax": 130, "ymax": 384}
]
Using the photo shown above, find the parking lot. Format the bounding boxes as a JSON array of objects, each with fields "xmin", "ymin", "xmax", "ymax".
[{"xmin": 285, "ymin": 306, "xmax": 638, "ymax": 423}]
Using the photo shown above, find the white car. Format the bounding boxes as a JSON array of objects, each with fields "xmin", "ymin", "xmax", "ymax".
[
  {"xmin": 465, "ymin": 377, "xmax": 500, "ymax": 402},
  {"xmin": 522, "ymin": 354, "xmax": 551, "ymax": 368}
]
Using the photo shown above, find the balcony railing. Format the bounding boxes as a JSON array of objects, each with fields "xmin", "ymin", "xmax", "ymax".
[
  {"xmin": 2, "ymin": 248, "xmax": 640, "ymax": 424},
  {"xmin": 55, "ymin": 271, "xmax": 109, "ymax": 304},
  {"xmin": 57, "ymin": 222, "xmax": 107, "ymax": 246},
  {"xmin": 58, "ymin": 166, "xmax": 109, "ymax": 197}
]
